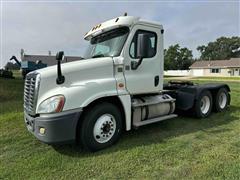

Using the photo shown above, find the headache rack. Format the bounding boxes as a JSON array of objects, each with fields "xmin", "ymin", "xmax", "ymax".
[{"xmin": 24, "ymin": 73, "xmax": 40, "ymax": 116}]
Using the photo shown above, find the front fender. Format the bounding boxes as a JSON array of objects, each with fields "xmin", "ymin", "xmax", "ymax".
[
  {"xmin": 36, "ymin": 57, "xmax": 117, "ymax": 113},
  {"xmin": 36, "ymin": 78, "xmax": 117, "ymax": 113},
  {"xmin": 64, "ymin": 78, "xmax": 118, "ymax": 110}
]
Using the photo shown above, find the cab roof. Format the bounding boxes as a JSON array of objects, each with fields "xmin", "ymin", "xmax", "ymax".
[{"xmin": 84, "ymin": 16, "xmax": 163, "ymax": 40}]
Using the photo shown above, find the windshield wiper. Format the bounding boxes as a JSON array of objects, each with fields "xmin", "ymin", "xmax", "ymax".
[{"xmin": 92, "ymin": 54, "xmax": 105, "ymax": 58}]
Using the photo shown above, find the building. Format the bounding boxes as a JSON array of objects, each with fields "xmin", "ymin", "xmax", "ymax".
[
  {"xmin": 20, "ymin": 49, "xmax": 83, "ymax": 67},
  {"xmin": 189, "ymin": 58, "xmax": 240, "ymax": 77}
]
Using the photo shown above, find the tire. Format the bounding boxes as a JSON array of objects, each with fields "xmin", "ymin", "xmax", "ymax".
[
  {"xmin": 79, "ymin": 102, "xmax": 122, "ymax": 151},
  {"xmin": 195, "ymin": 90, "xmax": 213, "ymax": 118},
  {"xmin": 215, "ymin": 88, "xmax": 229, "ymax": 112},
  {"xmin": 22, "ymin": 70, "xmax": 26, "ymax": 79}
]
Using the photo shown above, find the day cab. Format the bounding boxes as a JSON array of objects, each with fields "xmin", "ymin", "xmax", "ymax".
[{"xmin": 24, "ymin": 15, "xmax": 230, "ymax": 151}]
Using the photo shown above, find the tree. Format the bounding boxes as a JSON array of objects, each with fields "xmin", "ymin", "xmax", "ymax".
[
  {"xmin": 197, "ymin": 36, "xmax": 240, "ymax": 60},
  {"xmin": 164, "ymin": 44, "xmax": 193, "ymax": 70},
  {"xmin": 4, "ymin": 62, "xmax": 20, "ymax": 70}
]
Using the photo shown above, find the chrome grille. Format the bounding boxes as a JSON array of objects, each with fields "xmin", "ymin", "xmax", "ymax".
[{"xmin": 24, "ymin": 73, "xmax": 40, "ymax": 115}]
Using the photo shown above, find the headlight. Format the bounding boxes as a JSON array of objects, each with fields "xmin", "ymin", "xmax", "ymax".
[{"xmin": 38, "ymin": 95, "xmax": 65, "ymax": 114}]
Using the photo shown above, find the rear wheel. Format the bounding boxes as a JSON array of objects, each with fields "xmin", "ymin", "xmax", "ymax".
[
  {"xmin": 215, "ymin": 88, "xmax": 229, "ymax": 112},
  {"xmin": 195, "ymin": 90, "xmax": 213, "ymax": 118},
  {"xmin": 79, "ymin": 102, "xmax": 122, "ymax": 151}
]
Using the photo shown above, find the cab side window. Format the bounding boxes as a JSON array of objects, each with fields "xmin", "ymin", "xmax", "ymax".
[{"xmin": 129, "ymin": 30, "xmax": 157, "ymax": 59}]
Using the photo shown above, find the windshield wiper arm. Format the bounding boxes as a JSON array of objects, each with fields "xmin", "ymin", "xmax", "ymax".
[{"xmin": 92, "ymin": 54, "xmax": 105, "ymax": 58}]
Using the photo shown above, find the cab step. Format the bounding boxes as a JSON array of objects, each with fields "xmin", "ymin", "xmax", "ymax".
[{"xmin": 133, "ymin": 114, "xmax": 178, "ymax": 128}]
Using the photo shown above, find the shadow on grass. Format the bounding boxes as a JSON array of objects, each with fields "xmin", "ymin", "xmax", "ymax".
[{"xmin": 52, "ymin": 105, "xmax": 239, "ymax": 157}]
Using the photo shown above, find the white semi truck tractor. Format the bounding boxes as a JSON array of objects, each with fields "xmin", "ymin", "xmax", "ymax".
[{"xmin": 24, "ymin": 15, "xmax": 230, "ymax": 151}]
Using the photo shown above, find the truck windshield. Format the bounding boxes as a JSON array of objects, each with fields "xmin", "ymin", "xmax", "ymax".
[{"xmin": 84, "ymin": 27, "xmax": 129, "ymax": 59}]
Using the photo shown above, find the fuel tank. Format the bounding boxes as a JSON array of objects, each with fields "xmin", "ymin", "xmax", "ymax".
[{"xmin": 132, "ymin": 94, "xmax": 175, "ymax": 121}]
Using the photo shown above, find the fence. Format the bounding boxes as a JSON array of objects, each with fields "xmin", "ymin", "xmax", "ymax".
[{"xmin": 164, "ymin": 70, "xmax": 191, "ymax": 76}]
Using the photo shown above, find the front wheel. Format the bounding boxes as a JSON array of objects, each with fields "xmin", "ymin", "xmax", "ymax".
[
  {"xmin": 195, "ymin": 90, "xmax": 213, "ymax": 118},
  {"xmin": 79, "ymin": 102, "xmax": 122, "ymax": 151}
]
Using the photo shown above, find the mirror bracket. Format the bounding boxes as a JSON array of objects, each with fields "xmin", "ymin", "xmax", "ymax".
[
  {"xmin": 131, "ymin": 61, "xmax": 138, "ymax": 70},
  {"xmin": 56, "ymin": 75, "xmax": 65, "ymax": 84},
  {"xmin": 131, "ymin": 58, "xmax": 143, "ymax": 70}
]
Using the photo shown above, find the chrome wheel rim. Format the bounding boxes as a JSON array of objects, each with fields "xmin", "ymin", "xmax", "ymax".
[
  {"xmin": 93, "ymin": 114, "xmax": 116, "ymax": 143},
  {"xmin": 219, "ymin": 92, "xmax": 227, "ymax": 109},
  {"xmin": 200, "ymin": 96, "xmax": 210, "ymax": 114}
]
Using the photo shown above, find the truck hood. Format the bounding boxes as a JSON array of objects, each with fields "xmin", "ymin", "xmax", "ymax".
[
  {"xmin": 35, "ymin": 57, "xmax": 117, "ymax": 112},
  {"xmin": 36, "ymin": 57, "xmax": 113, "ymax": 80}
]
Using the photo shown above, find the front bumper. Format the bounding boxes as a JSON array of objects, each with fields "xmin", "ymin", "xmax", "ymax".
[{"xmin": 24, "ymin": 109, "xmax": 82, "ymax": 144}]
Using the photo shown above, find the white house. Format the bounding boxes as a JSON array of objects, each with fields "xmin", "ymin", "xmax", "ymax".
[{"xmin": 189, "ymin": 58, "xmax": 240, "ymax": 77}]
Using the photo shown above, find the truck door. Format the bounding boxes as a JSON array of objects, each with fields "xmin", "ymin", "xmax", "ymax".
[{"xmin": 123, "ymin": 25, "xmax": 163, "ymax": 94}]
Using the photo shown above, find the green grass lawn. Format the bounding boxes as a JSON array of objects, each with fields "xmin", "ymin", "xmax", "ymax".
[{"xmin": 0, "ymin": 76, "xmax": 240, "ymax": 179}]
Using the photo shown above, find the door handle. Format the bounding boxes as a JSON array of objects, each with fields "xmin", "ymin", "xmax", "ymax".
[{"xmin": 154, "ymin": 76, "xmax": 159, "ymax": 86}]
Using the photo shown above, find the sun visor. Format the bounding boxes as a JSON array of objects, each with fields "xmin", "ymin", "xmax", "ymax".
[{"xmin": 84, "ymin": 16, "xmax": 140, "ymax": 41}]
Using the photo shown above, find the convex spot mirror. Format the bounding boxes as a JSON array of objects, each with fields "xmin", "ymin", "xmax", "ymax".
[{"xmin": 56, "ymin": 51, "xmax": 64, "ymax": 61}]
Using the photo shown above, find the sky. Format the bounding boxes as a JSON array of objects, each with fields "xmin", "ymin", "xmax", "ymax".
[{"xmin": 0, "ymin": 0, "xmax": 239, "ymax": 68}]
